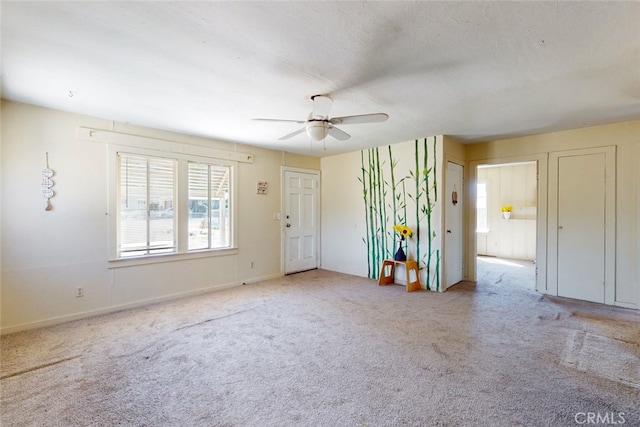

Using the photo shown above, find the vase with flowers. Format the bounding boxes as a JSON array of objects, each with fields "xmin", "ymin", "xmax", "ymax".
[
  {"xmin": 501, "ymin": 205, "xmax": 513, "ymax": 219},
  {"xmin": 392, "ymin": 224, "xmax": 412, "ymax": 261}
]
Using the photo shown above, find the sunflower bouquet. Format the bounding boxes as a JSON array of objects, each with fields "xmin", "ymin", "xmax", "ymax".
[{"xmin": 393, "ymin": 224, "xmax": 413, "ymax": 241}]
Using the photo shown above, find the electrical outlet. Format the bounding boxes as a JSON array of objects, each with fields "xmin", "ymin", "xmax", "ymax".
[{"xmin": 76, "ymin": 287, "xmax": 84, "ymax": 298}]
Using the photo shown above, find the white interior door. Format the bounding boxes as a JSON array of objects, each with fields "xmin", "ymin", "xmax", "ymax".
[
  {"xmin": 283, "ymin": 169, "xmax": 319, "ymax": 274},
  {"xmin": 445, "ymin": 162, "xmax": 464, "ymax": 289},
  {"xmin": 557, "ymin": 153, "xmax": 606, "ymax": 303}
]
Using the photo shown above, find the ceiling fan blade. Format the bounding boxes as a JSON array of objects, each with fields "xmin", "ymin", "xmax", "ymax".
[
  {"xmin": 327, "ymin": 125, "xmax": 350, "ymax": 141},
  {"xmin": 278, "ymin": 127, "xmax": 307, "ymax": 140},
  {"xmin": 330, "ymin": 113, "xmax": 389, "ymax": 125},
  {"xmin": 311, "ymin": 95, "xmax": 333, "ymax": 120},
  {"xmin": 253, "ymin": 118, "xmax": 306, "ymax": 124}
]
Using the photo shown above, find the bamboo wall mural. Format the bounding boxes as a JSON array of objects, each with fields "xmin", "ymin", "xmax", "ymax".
[
  {"xmin": 419, "ymin": 137, "xmax": 439, "ymax": 291},
  {"xmin": 359, "ymin": 148, "xmax": 388, "ymax": 278},
  {"xmin": 359, "ymin": 137, "xmax": 440, "ymax": 290}
]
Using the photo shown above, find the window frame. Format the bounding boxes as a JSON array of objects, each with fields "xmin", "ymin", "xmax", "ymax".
[{"xmin": 108, "ymin": 144, "xmax": 238, "ymax": 267}]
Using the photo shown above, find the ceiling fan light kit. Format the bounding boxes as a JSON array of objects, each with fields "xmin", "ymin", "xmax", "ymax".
[
  {"xmin": 306, "ymin": 120, "xmax": 329, "ymax": 141},
  {"xmin": 255, "ymin": 94, "xmax": 388, "ymax": 142}
]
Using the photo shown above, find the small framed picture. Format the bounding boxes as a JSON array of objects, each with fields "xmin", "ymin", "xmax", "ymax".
[{"xmin": 257, "ymin": 181, "xmax": 268, "ymax": 194}]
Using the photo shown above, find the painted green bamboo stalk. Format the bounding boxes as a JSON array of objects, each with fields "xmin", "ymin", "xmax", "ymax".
[
  {"xmin": 388, "ymin": 146, "xmax": 398, "ymax": 253},
  {"xmin": 414, "ymin": 139, "xmax": 421, "ymax": 270},
  {"xmin": 391, "ymin": 175, "xmax": 408, "ymax": 259},
  {"xmin": 381, "ymin": 156, "xmax": 389, "ymax": 260},
  {"xmin": 375, "ymin": 148, "xmax": 388, "ymax": 261},
  {"xmin": 374, "ymin": 150, "xmax": 381, "ymax": 276},
  {"xmin": 359, "ymin": 150, "xmax": 371, "ymax": 277},
  {"xmin": 430, "ymin": 137, "xmax": 440, "ymax": 289},
  {"xmin": 367, "ymin": 149, "xmax": 377, "ymax": 278},
  {"xmin": 424, "ymin": 137, "xmax": 433, "ymax": 290},
  {"xmin": 397, "ymin": 177, "xmax": 407, "ymax": 238},
  {"xmin": 401, "ymin": 179, "xmax": 407, "ymax": 232},
  {"xmin": 435, "ymin": 249, "xmax": 441, "ymax": 291},
  {"xmin": 373, "ymin": 150, "xmax": 381, "ymax": 277},
  {"xmin": 371, "ymin": 148, "xmax": 378, "ymax": 263},
  {"xmin": 432, "ymin": 136, "xmax": 438, "ymax": 203},
  {"xmin": 362, "ymin": 154, "xmax": 371, "ymax": 277}
]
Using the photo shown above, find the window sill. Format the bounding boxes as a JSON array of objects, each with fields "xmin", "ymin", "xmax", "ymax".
[{"xmin": 108, "ymin": 247, "xmax": 239, "ymax": 269}]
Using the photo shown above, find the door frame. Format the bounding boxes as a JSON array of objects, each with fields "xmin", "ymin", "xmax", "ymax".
[
  {"xmin": 547, "ymin": 146, "xmax": 616, "ymax": 304},
  {"xmin": 281, "ymin": 166, "xmax": 321, "ymax": 274},
  {"xmin": 468, "ymin": 154, "xmax": 548, "ymax": 293}
]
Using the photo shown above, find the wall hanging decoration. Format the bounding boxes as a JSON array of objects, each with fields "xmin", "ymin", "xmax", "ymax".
[
  {"xmin": 257, "ymin": 181, "xmax": 268, "ymax": 194},
  {"xmin": 41, "ymin": 152, "xmax": 55, "ymax": 211}
]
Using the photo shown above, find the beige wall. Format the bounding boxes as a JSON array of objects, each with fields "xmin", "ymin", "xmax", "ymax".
[
  {"xmin": 320, "ymin": 150, "xmax": 368, "ymax": 276},
  {"xmin": 443, "ymin": 135, "xmax": 465, "ymax": 165},
  {"xmin": 2, "ymin": 99, "xmax": 638, "ymax": 333},
  {"xmin": 0, "ymin": 100, "xmax": 319, "ymax": 333}
]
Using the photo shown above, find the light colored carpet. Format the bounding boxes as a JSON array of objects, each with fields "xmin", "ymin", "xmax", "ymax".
[{"xmin": 2, "ymin": 262, "xmax": 639, "ymax": 426}]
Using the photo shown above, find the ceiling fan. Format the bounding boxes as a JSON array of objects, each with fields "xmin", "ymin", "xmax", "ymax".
[{"xmin": 254, "ymin": 95, "xmax": 388, "ymax": 141}]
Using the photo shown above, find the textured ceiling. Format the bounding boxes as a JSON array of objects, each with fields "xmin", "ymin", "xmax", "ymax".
[{"xmin": 2, "ymin": 1, "xmax": 639, "ymax": 157}]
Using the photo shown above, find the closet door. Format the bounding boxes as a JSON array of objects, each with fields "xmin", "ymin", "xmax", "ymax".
[{"xmin": 548, "ymin": 147, "xmax": 615, "ymax": 304}]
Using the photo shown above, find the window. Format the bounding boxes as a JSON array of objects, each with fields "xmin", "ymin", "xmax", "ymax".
[
  {"xmin": 118, "ymin": 153, "xmax": 176, "ymax": 257},
  {"xmin": 188, "ymin": 162, "xmax": 231, "ymax": 250},
  {"xmin": 116, "ymin": 152, "xmax": 234, "ymax": 260},
  {"xmin": 476, "ymin": 182, "xmax": 489, "ymax": 232}
]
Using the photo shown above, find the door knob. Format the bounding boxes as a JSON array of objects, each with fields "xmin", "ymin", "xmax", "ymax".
[
  {"xmin": 447, "ymin": 230, "xmax": 452, "ymax": 234},
  {"xmin": 286, "ymin": 223, "xmax": 291, "ymax": 227}
]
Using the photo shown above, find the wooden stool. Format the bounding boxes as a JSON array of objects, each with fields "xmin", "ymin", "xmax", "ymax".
[{"xmin": 378, "ymin": 259, "xmax": 421, "ymax": 292}]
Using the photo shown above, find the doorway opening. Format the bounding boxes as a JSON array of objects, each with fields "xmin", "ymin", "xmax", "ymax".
[{"xmin": 475, "ymin": 161, "xmax": 537, "ymax": 290}]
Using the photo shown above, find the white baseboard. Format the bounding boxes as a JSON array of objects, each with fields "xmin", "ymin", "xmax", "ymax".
[
  {"xmin": 1, "ymin": 272, "xmax": 283, "ymax": 335},
  {"xmin": 319, "ymin": 264, "xmax": 366, "ymax": 278},
  {"xmin": 615, "ymin": 301, "xmax": 638, "ymax": 310}
]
